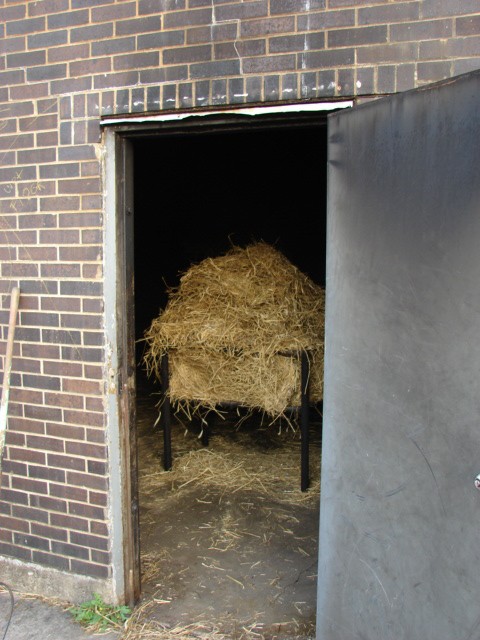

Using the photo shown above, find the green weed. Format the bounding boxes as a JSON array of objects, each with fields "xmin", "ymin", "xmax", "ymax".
[{"xmin": 69, "ymin": 592, "xmax": 131, "ymax": 632}]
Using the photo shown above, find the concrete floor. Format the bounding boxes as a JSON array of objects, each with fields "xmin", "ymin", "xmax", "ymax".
[{"xmin": 133, "ymin": 384, "xmax": 322, "ymax": 639}]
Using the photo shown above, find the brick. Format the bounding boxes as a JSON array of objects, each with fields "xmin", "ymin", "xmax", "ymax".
[
  {"xmin": 60, "ymin": 314, "xmax": 102, "ymax": 330},
  {"xmin": 28, "ymin": 465, "xmax": 65, "ymax": 483},
  {"xmin": 37, "ymin": 131, "xmax": 58, "ymax": 146},
  {"xmin": 20, "ymin": 311, "xmax": 59, "ymax": 328},
  {"xmin": 271, "ymin": 0, "xmax": 324, "ymax": 12},
  {"xmin": 48, "ymin": 453, "xmax": 85, "ymax": 471},
  {"xmin": 243, "ymin": 54, "xmax": 295, "ymax": 73},
  {"xmin": 28, "ymin": 0, "xmax": 70, "ymax": 16},
  {"xmin": 13, "ymin": 532, "xmax": 49, "ymax": 551},
  {"xmin": 92, "ymin": 2, "xmax": 137, "ymax": 22},
  {"xmin": 417, "ymin": 60, "xmax": 452, "ymax": 82},
  {"xmin": 68, "ymin": 501, "xmax": 104, "ymax": 520},
  {"xmin": 240, "ymin": 17, "xmax": 295, "ymax": 38},
  {"xmin": 50, "ymin": 483, "xmax": 87, "ymax": 502},
  {"xmin": 456, "ymin": 15, "xmax": 480, "ymax": 36},
  {"xmin": 0, "ymin": 5, "xmax": 26, "ymax": 22},
  {"xmin": 71, "ymin": 23, "xmax": 114, "ymax": 43},
  {"xmin": 2, "ymin": 489, "xmax": 29, "ymax": 506},
  {"xmin": 58, "ymin": 177, "xmax": 101, "ymax": 194},
  {"xmin": 40, "ymin": 196, "xmax": 80, "ymax": 211},
  {"xmin": 11, "ymin": 477, "xmax": 48, "ymax": 495},
  {"xmin": 91, "ymin": 36, "xmax": 136, "ymax": 56},
  {"xmin": 8, "ymin": 447, "xmax": 45, "ymax": 464},
  {"xmin": 0, "ymin": 133, "xmax": 33, "ymax": 150},
  {"xmin": 116, "ymin": 15, "xmax": 161, "ymax": 35},
  {"xmin": 63, "ymin": 378, "xmax": 102, "ymax": 396},
  {"xmin": 328, "ymin": 24, "xmax": 387, "ymax": 47},
  {"xmin": 0, "ymin": 70, "xmax": 25, "ymax": 86},
  {"xmin": 0, "ymin": 166, "xmax": 36, "ymax": 182},
  {"xmin": 70, "ymin": 57, "xmax": 112, "ymax": 77},
  {"xmin": 21, "ymin": 343, "xmax": 59, "ymax": 359},
  {"xmin": 89, "ymin": 491, "xmax": 107, "ymax": 507},
  {"xmin": 42, "ymin": 328, "xmax": 81, "ymax": 344},
  {"xmin": 71, "ymin": 559, "xmax": 109, "ymax": 578},
  {"xmin": 7, "ymin": 50, "xmax": 46, "ymax": 68},
  {"xmin": 31, "ymin": 523, "xmax": 66, "ymax": 542},
  {"xmin": 39, "ymin": 230, "xmax": 79, "ymax": 244},
  {"xmin": 67, "ymin": 471, "xmax": 108, "ymax": 491},
  {"xmin": 32, "ymin": 551, "xmax": 69, "ymax": 571},
  {"xmin": 18, "ymin": 213, "xmax": 57, "ymax": 228},
  {"xmin": 377, "ymin": 64, "xmax": 396, "ymax": 94},
  {"xmin": 26, "ymin": 435, "xmax": 64, "ymax": 453},
  {"xmin": 94, "ymin": 70, "xmax": 139, "ymax": 89},
  {"xmin": 63, "ymin": 408, "xmax": 104, "ymax": 427},
  {"xmin": 41, "ymin": 297, "xmax": 81, "ymax": 313},
  {"xmin": 191, "ymin": 59, "xmax": 241, "ymax": 78},
  {"xmin": 391, "ymin": 19, "xmax": 452, "ymax": 42},
  {"xmin": 0, "ymin": 515, "xmax": 29, "ymax": 534},
  {"xmin": 51, "ymin": 513, "xmax": 89, "ymax": 532},
  {"xmin": 163, "ymin": 8, "xmax": 212, "ymax": 28},
  {"xmin": 10, "ymin": 356, "xmax": 41, "ymax": 373},
  {"xmin": 70, "ymin": 531, "xmax": 108, "ymax": 551},
  {"xmin": 23, "ymin": 374, "xmax": 61, "ymax": 391},
  {"xmin": 138, "ymin": 31, "xmax": 184, "ymax": 49},
  {"xmin": 91, "ymin": 549, "xmax": 110, "ymax": 565},
  {"xmin": 187, "ymin": 23, "xmax": 237, "ymax": 44},
  {"xmin": 215, "ymin": 1, "xmax": 268, "ymax": 22},
  {"xmin": 2, "ymin": 460, "xmax": 27, "ymax": 476},
  {"xmin": 30, "ymin": 494, "xmax": 67, "ymax": 513},
  {"xmin": 453, "ymin": 57, "xmax": 480, "ymax": 75},
  {"xmin": 297, "ymin": 9, "xmax": 354, "ymax": 30},
  {"xmin": 27, "ymin": 63, "xmax": 67, "ymax": 82},
  {"xmin": 51, "ymin": 540, "xmax": 89, "ymax": 559},
  {"xmin": 0, "ymin": 543, "xmax": 32, "ymax": 562},
  {"xmin": 269, "ymin": 32, "xmax": 324, "ymax": 53},
  {"xmin": 45, "ymin": 386, "xmax": 84, "ymax": 407},
  {"xmin": 83, "ymin": 299, "xmax": 103, "ymax": 314},
  {"xmin": 60, "ymin": 281, "xmax": 102, "ymax": 296},
  {"xmin": 6, "ymin": 17, "xmax": 45, "ymax": 37},
  {"xmin": 46, "ymin": 423, "xmax": 85, "ymax": 440},
  {"xmin": 139, "ymin": 0, "xmax": 185, "ymax": 12},
  {"xmin": 396, "ymin": 63, "xmax": 416, "ymax": 91},
  {"xmin": 17, "ymin": 148, "xmax": 56, "ymax": 164},
  {"xmin": 24, "ymin": 404, "xmax": 61, "ymax": 422},
  {"xmin": 28, "ymin": 30, "xmax": 68, "ymax": 50},
  {"xmin": 163, "ymin": 45, "xmax": 210, "ymax": 65},
  {"xmin": 215, "ymin": 40, "xmax": 265, "ymax": 59},
  {"xmin": 356, "ymin": 42, "xmax": 418, "ymax": 64},
  {"xmin": 358, "ymin": 2, "xmax": 419, "ymax": 25},
  {"xmin": 72, "ymin": 0, "xmax": 114, "ymax": 6},
  {"xmin": 51, "ymin": 77, "xmax": 92, "ymax": 94},
  {"xmin": 47, "ymin": 9, "xmax": 89, "ymax": 29},
  {"xmin": 48, "ymin": 43, "xmax": 89, "ymax": 63},
  {"xmin": 421, "ymin": 0, "xmax": 480, "ymax": 18}
]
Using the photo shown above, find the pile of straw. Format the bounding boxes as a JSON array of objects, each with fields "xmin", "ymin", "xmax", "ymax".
[{"xmin": 144, "ymin": 242, "xmax": 324, "ymax": 421}]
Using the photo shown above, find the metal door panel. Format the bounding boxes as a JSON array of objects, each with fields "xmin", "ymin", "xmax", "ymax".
[{"xmin": 318, "ymin": 70, "xmax": 480, "ymax": 639}]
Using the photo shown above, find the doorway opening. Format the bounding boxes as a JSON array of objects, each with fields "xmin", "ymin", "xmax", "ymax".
[{"xmin": 129, "ymin": 114, "xmax": 328, "ymax": 636}]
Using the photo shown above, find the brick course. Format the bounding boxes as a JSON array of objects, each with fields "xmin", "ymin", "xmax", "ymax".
[{"xmin": 0, "ymin": 0, "xmax": 480, "ymax": 597}]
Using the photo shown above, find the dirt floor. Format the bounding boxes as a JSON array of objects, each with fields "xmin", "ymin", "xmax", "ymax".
[{"xmin": 125, "ymin": 379, "xmax": 322, "ymax": 639}]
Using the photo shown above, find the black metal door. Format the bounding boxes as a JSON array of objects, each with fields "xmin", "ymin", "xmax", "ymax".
[{"xmin": 318, "ymin": 70, "xmax": 480, "ymax": 639}]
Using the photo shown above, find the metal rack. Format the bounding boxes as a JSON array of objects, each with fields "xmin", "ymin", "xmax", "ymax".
[{"xmin": 159, "ymin": 350, "xmax": 313, "ymax": 491}]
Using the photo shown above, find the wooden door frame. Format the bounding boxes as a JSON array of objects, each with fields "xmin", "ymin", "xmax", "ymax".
[{"xmin": 103, "ymin": 102, "xmax": 351, "ymax": 606}]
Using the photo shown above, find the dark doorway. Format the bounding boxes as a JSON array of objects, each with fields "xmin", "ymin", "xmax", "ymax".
[{"xmin": 129, "ymin": 117, "xmax": 328, "ymax": 636}]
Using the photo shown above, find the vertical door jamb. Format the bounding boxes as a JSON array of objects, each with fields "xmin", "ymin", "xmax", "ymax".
[
  {"xmin": 117, "ymin": 134, "xmax": 141, "ymax": 605},
  {"xmin": 105, "ymin": 129, "xmax": 140, "ymax": 606}
]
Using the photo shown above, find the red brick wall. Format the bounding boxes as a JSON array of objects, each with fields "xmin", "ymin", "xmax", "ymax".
[{"xmin": 0, "ymin": 0, "xmax": 480, "ymax": 593}]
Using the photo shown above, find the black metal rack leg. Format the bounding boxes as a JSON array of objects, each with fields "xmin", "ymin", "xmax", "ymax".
[
  {"xmin": 300, "ymin": 351, "xmax": 310, "ymax": 492},
  {"xmin": 161, "ymin": 353, "xmax": 172, "ymax": 471}
]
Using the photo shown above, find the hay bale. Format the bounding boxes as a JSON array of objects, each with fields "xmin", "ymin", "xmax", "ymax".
[{"xmin": 143, "ymin": 242, "xmax": 324, "ymax": 421}]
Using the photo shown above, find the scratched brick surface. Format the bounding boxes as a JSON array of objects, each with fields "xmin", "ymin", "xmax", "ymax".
[{"xmin": 0, "ymin": 0, "xmax": 479, "ymax": 586}]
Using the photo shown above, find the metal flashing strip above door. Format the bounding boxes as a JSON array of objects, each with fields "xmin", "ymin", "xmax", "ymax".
[{"xmin": 100, "ymin": 100, "xmax": 353, "ymax": 127}]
